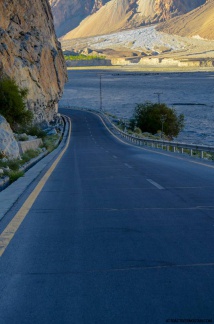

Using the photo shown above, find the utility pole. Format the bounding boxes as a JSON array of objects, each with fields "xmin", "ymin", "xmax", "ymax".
[
  {"xmin": 154, "ymin": 92, "xmax": 163, "ymax": 104},
  {"xmin": 98, "ymin": 73, "xmax": 103, "ymax": 111}
]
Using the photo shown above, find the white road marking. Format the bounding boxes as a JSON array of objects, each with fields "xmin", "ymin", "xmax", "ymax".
[
  {"xmin": 147, "ymin": 179, "xmax": 165, "ymax": 190},
  {"xmin": 113, "ymin": 155, "xmax": 117, "ymax": 159}
]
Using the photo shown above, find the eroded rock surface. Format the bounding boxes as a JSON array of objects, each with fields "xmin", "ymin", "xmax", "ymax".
[
  {"xmin": 0, "ymin": 0, "xmax": 67, "ymax": 123},
  {"xmin": 0, "ymin": 115, "xmax": 20, "ymax": 159}
]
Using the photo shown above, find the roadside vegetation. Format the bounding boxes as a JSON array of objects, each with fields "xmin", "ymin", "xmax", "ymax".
[
  {"xmin": 0, "ymin": 76, "xmax": 33, "ymax": 131},
  {"xmin": 129, "ymin": 102, "xmax": 184, "ymax": 139},
  {"xmin": 0, "ymin": 149, "xmax": 41, "ymax": 183},
  {"xmin": 64, "ymin": 54, "xmax": 106, "ymax": 61},
  {"xmin": 0, "ymin": 77, "xmax": 63, "ymax": 185}
]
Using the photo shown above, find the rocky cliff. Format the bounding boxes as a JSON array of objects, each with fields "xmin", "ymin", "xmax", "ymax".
[
  {"xmin": 50, "ymin": 0, "xmax": 109, "ymax": 37},
  {"xmin": 157, "ymin": 0, "xmax": 214, "ymax": 40},
  {"xmin": 60, "ymin": 0, "xmax": 205, "ymax": 39},
  {"xmin": 0, "ymin": 0, "xmax": 67, "ymax": 123}
]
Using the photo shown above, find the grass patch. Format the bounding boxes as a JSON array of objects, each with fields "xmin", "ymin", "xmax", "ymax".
[
  {"xmin": 64, "ymin": 54, "xmax": 106, "ymax": 61},
  {"xmin": 0, "ymin": 159, "xmax": 20, "ymax": 171},
  {"xmin": 0, "ymin": 149, "xmax": 40, "ymax": 172},
  {"xmin": 21, "ymin": 149, "xmax": 40, "ymax": 163},
  {"xmin": 8, "ymin": 170, "xmax": 24, "ymax": 183},
  {"xmin": 43, "ymin": 134, "xmax": 60, "ymax": 152},
  {"xmin": 18, "ymin": 125, "xmax": 47, "ymax": 139}
]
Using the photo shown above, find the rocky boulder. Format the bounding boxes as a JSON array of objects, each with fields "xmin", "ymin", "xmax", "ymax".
[{"xmin": 0, "ymin": 115, "xmax": 20, "ymax": 159}]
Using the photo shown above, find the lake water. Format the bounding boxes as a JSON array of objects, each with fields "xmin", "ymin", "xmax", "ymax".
[{"xmin": 60, "ymin": 70, "xmax": 214, "ymax": 145}]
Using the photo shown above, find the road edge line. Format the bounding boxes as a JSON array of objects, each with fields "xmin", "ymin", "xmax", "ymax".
[{"xmin": 0, "ymin": 116, "xmax": 71, "ymax": 257}]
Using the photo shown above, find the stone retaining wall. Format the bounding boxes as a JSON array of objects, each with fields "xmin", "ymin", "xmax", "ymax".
[{"xmin": 18, "ymin": 139, "xmax": 43, "ymax": 154}]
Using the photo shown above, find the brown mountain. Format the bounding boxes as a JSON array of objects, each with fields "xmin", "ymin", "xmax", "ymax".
[
  {"xmin": 50, "ymin": 0, "xmax": 110, "ymax": 37},
  {"xmin": 0, "ymin": 0, "xmax": 67, "ymax": 122},
  {"xmin": 61, "ymin": 0, "xmax": 205, "ymax": 40},
  {"xmin": 157, "ymin": 0, "xmax": 214, "ymax": 40}
]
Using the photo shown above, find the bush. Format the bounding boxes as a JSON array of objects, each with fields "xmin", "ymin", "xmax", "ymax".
[
  {"xmin": 131, "ymin": 102, "xmax": 184, "ymax": 138},
  {"xmin": 21, "ymin": 149, "xmax": 40, "ymax": 163},
  {"xmin": 9, "ymin": 170, "xmax": 24, "ymax": 183},
  {"xmin": 24, "ymin": 125, "xmax": 46, "ymax": 139},
  {"xmin": 43, "ymin": 134, "xmax": 60, "ymax": 152},
  {"xmin": 0, "ymin": 77, "xmax": 33, "ymax": 130}
]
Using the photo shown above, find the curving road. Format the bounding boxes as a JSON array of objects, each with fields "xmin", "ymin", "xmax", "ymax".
[{"xmin": 0, "ymin": 109, "xmax": 214, "ymax": 323}]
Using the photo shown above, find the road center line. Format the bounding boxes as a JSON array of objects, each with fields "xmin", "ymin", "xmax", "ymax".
[
  {"xmin": 0, "ymin": 117, "xmax": 71, "ymax": 257},
  {"xmin": 147, "ymin": 179, "xmax": 165, "ymax": 190}
]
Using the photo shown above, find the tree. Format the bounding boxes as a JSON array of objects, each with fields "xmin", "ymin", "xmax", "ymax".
[
  {"xmin": 131, "ymin": 102, "xmax": 184, "ymax": 138},
  {"xmin": 0, "ymin": 77, "xmax": 33, "ymax": 131}
]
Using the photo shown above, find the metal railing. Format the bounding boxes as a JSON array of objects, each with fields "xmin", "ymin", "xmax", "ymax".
[
  {"xmin": 61, "ymin": 106, "xmax": 214, "ymax": 161},
  {"xmin": 103, "ymin": 113, "xmax": 214, "ymax": 160}
]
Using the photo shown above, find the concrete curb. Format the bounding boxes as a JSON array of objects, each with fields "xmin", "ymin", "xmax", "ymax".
[{"xmin": 0, "ymin": 115, "xmax": 70, "ymax": 221}]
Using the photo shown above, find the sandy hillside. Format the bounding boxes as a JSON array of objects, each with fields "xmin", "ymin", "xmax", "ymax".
[
  {"xmin": 157, "ymin": 0, "xmax": 214, "ymax": 40},
  {"xmin": 62, "ymin": 0, "xmax": 204, "ymax": 40},
  {"xmin": 61, "ymin": 25, "xmax": 214, "ymax": 60}
]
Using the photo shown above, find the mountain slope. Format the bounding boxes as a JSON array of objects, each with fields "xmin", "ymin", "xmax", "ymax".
[
  {"xmin": 50, "ymin": 0, "xmax": 110, "ymax": 37},
  {"xmin": 157, "ymin": 0, "xmax": 214, "ymax": 40},
  {"xmin": 62, "ymin": 0, "xmax": 205, "ymax": 40}
]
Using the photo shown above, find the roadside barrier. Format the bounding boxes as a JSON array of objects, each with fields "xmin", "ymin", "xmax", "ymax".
[{"xmin": 61, "ymin": 105, "xmax": 214, "ymax": 161}]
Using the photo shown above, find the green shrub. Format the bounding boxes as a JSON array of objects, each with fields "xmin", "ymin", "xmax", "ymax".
[
  {"xmin": 21, "ymin": 149, "xmax": 40, "ymax": 163},
  {"xmin": 0, "ymin": 77, "xmax": 33, "ymax": 131},
  {"xmin": 7, "ymin": 159, "xmax": 20, "ymax": 171},
  {"xmin": 18, "ymin": 134, "xmax": 29, "ymax": 141},
  {"xmin": 131, "ymin": 102, "xmax": 184, "ymax": 138},
  {"xmin": 9, "ymin": 170, "xmax": 24, "ymax": 183},
  {"xmin": 64, "ymin": 54, "xmax": 106, "ymax": 61},
  {"xmin": 24, "ymin": 125, "xmax": 46, "ymax": 139},
  {"xmin": 43, "ymin": 134, "xmax": 59, "ymax": 152}
]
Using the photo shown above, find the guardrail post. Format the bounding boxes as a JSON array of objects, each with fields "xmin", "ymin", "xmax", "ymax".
[
  {"xmin": 167, "ymin": 146, "xmax": 170, "ymax": 151},
  {"xmin": 201, "ymin": 151, "xmax": 204, "ymax": 159},
  {"xmin": 173, "ymin": 146, "xmax": 176, "ymax": 153},
  {"xmin": 190, "ymin": 149, "xmax": 193, "ymax": 156},
  {"xmin": 181, "ymin": 148, "xmax": 184, "ymax": 154}
]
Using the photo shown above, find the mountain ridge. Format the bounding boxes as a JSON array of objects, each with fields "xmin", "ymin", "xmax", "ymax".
[
  {"xmin": 157, "ymin": 0, "xmax": 214, "ymax": 40},
  {"xmin": 50, "ymin": 0, "xmax": 109, "ymax": 37},
  {"xmin": 54, "ymin": 0, "xmax": 205, "ymax": 39}
]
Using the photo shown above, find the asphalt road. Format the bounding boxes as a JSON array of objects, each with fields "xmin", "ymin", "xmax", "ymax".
[{"xmin": 0, "ymin": 109, "xmax": 214, "ymax": 323}]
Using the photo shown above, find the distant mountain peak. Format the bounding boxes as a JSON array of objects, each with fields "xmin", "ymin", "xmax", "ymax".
[{"xmin": 50, "ymin": 0, "xmax": 206, "ymax": 39}]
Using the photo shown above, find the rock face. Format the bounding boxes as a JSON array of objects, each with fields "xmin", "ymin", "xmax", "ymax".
[
  {"xmin": 60, "ymin": 0, "xmax": 205, "ymax": 39},
  {"xmin": 50, "ymin": 0, "xmax": 109, "ymax": 37},
  {"xmin": 0, "ymin": 0, "xmax": 67, "ymax": 123},
  {"xmin": 157, "ymin": 0, "xmax": 214, "ymax": 40},
  {"xmin": 0, "ymin": 115, "xmax": 20, "ymax": 159}
]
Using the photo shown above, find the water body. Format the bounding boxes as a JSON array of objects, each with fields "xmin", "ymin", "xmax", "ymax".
[{"xmin": 60, "ymin": 70, "xmax": 214, "ymax": 145}]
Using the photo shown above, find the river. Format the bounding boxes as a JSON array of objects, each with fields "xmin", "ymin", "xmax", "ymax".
[{"xmin": 60, "ymin": 69, "xmax": 214, "ymax": 145}]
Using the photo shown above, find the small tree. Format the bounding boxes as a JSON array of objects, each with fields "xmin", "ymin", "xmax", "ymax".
[
  {"xmin": 131, "ymin": 102, "xmax": 184, "ymax": 138},
  {"xmin": 0, "ymin": 77, "xmax": 33, "ymax": 131}
]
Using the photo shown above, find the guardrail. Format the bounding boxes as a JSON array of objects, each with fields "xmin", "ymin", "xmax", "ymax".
[
  {"xmin": 103, "ymin": 113, "xmax": 214, "ymax": 160},
  {"xmin": 61, "ymin": 106, "xmax": 214, "ymax": 161}
]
